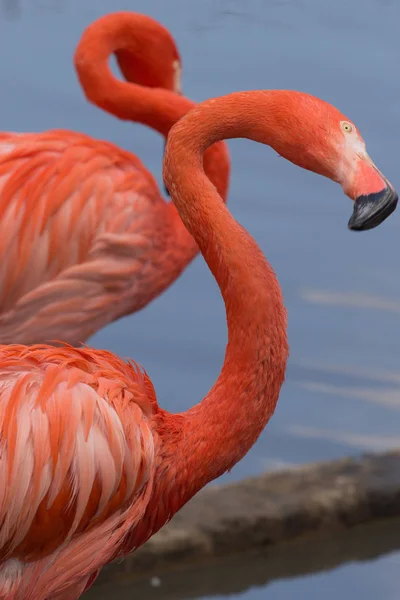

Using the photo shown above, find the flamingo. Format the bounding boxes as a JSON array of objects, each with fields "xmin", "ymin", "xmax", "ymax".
[
  {"xmin": 0, "ymin": 89, "xmax": 396, "ymax": 599},
  {"xmin": 0, "ymin": 11, "xmax": 230, "ymax": 346}
]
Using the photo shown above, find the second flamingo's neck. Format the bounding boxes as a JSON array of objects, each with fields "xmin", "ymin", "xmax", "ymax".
[
  {"xmin": 74, "ymin": 15, "xmax": 230, "ymax": 281},
  {"xmin": 75, "ymin": 15, "xmax": 190, "ymax": 135},
  {"xmin": 159, "ymin": 91, "xmax": 289, "ymax": 512}
]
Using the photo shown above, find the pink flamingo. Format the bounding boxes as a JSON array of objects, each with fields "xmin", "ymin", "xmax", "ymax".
[
  {"xmin": 0, "ymin": 12, "xmax": 230, "ymax": 346},
  {"xmin": 0, "ymin": 90, "xmax": 396, "ymax": 599}
]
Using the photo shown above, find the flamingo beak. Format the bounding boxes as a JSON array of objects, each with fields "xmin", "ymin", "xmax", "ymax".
[
  {"xmin": 347, "ymin": 154, "xmax": 398, "ymax": 231},
  {"xmin": 348, "ymin": 184, "xmax": 398, "ymax": 231}
]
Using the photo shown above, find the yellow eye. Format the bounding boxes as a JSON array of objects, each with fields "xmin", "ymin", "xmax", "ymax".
[{"xmin": 341, "ymin": 121, "xmax": 353, "ymax": 134}]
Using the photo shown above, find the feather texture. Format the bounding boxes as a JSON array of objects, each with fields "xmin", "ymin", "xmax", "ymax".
[
  {"xmin": 0, "ymin": 131, "xmax": 193, "ymax": 346},
  {"xmin": 0, "ymin": 345, "xmax": 159, "ymax": 599}
]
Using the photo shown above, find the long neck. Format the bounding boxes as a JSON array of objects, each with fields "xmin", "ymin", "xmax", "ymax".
[
  {"xmin": 161, "ymin": 91, "xmax": 289, "ymax": 509},
  {"xmin": 74, "ymin": 17, "xmax": 230, "ymax": 274},
  {"xmin": 75, "ymin": 14, "xmax": 198, "ymax": 135}
]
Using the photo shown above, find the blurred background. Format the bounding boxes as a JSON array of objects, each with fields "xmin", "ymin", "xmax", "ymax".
[{"xmin": 1, "ymin": 0, "xmax": 399, "ymax": 597}]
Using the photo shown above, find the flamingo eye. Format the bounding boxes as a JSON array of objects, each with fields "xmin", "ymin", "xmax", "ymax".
[{"xmin": 340, "ymin": 121, "xmax": 353, "ymax": 134}]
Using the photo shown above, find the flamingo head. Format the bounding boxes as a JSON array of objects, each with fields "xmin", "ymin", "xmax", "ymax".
[
  {"xmin": 114, "ymin": 25, "xmax": 182, "ymax": 95},
  {"xmin": 334, "ymin": 120, "xmax": 397, "ymax": 231},
  {"xmin": 267, "ymin": 91, "xmax": 398, "ymax": 231}
]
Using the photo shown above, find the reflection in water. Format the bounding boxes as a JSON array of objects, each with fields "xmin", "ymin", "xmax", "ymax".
[
  {"xmin": 287, "ymin": 361, "xmax": 400, "ymax": 455},
  {"xmin": 301, "ymin": 288, "xmax": 400, "ymax": 313},
  {"xmin": 293, "ymin": 380, "xmax": 400, "ymax": 410},
  {"xmin": 87, "ymin": 519, "xmax": 400, "ymax": 599},
  {"xmin": 288, "ymin": 424, "xmax": 400, "ymax": 452},
  {"xmin": 291, "ymin": 360, "xmax": 400, "ymax": 385}
]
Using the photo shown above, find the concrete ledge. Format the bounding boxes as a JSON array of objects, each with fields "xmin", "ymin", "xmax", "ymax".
[{"xmin": 90, "ymin": 450, "xmax": 400, "ymax": 594}]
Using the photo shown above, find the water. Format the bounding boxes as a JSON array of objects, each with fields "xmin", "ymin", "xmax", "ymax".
[
  {"xmin": 87, "ymin": 519, "xmax": 400, "ymax": 599},
  {"xmin": 0, "ymin": 0, "xmax": 399, "ymax": 597}
]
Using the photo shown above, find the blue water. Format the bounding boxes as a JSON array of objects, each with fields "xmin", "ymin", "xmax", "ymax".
[
  {"xmin": 224, "ymin": 554, "xmax": 400, "ymax": 600},
  {"xmin": 1, "ymin": 0, "xmax": 400, "ymax": 597}
]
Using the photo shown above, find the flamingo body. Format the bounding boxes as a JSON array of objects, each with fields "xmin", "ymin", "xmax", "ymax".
[
  {"xmin": 0, "ymin": 344, "xmax": 161, "ymax": 599},
  {"xmin": 0, "ymin": 131, "xmax": 189, "ymax": 345}
]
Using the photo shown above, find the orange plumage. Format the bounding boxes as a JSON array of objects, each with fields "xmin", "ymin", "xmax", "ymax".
[
  {"xmin": 0, "ymin": 12, "xmax": 230, "ymax": 346},
  {"xmin": 0, "ymin": 344, "xmax": 160, "ymax": 597}
]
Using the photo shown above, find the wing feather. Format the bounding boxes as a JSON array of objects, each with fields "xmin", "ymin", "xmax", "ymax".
[
  {"xmin": 0, "ymin": 130, "xmax": 166, "ymax": 344},
  {"xmin": 0, "ymin": 346, "xmax": 157, "ymax": 563}
]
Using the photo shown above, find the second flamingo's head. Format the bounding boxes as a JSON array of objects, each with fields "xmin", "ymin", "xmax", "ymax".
[
  {"xmin": 112, "ymin": 14, "xmax": 182, "ymax": 95},
  {"xmin": 75, "ymin": 12, "xmax": 183, "ymax": 96},
  {"xmin": 261, "ymin": 91, "xmax": 397, "ymax": 231}
]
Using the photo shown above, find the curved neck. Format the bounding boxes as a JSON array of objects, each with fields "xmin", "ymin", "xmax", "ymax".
[
  {"xmin": 76, "ymin": 66, "xmax": 194, "ymax": 138},
  {"xmin": 74, "ymin": 15, "xmax": 231, "ymax": 284},
  {"xmin": 74, "ymin": 14, "xmax": 195, "ymax": 136},
  {"xmin": 159, "ymin": 91, "xmax": 289, "ymax": 510}
]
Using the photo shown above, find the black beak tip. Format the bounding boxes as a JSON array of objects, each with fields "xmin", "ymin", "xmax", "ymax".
[{"xmin": 348, "ymin": 187, "xmax": 398, "ymax": 232}]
